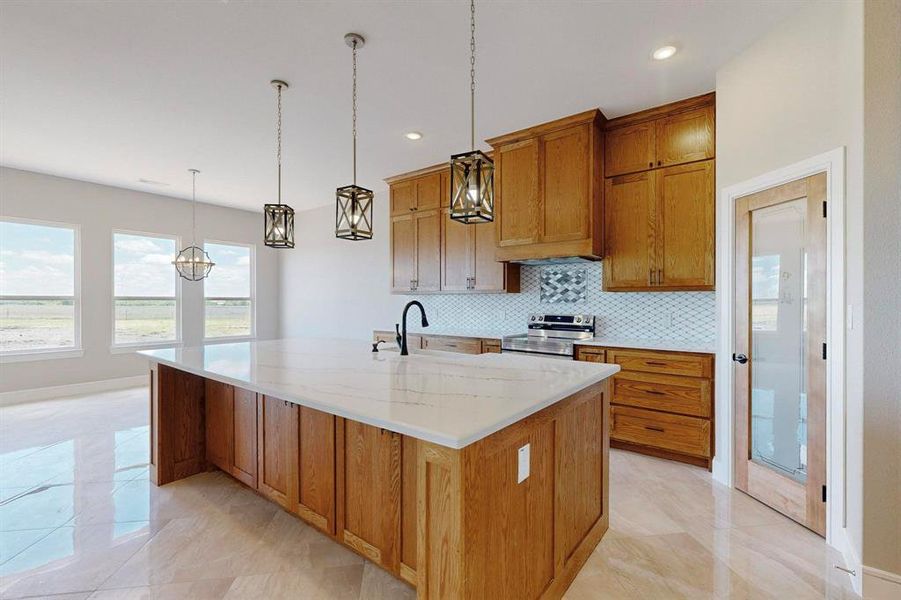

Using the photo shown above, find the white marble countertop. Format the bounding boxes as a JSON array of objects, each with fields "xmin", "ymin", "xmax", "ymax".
[
  {"xmin": 139, "ymin": 338, "xmax": 618, "ymax": 449},
  {"xmin": 575, "ymin": 337, "xmax": 716, "ymax": 354},
  {"xmin": 375, "ymin": 327, "xmax": 516, "ymax": 341}
]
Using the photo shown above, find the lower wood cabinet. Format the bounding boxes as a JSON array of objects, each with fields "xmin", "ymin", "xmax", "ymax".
[
  {"xmin": 400, "ymin": 435, "xmax": 418, "ymax": 584},
  {"xmin": 296, "ymin": 406, "xmax": 336, "ymax": 534},
  {"xmin": 574, "ymin": 346, "xmax": 605, "ymax": 363},
  {"xmin": 257, "ymin": 395, "xmax": 296, "ymax": 510},
  {"xmin": 204, "ymin": 381, "xmax": 258, "ymax": 488},
  {"xmin": 339, "ymin": 420, "xmax": 402, "ymax": 573},
  {"xmin": 421, "ymin": 335, "xmax": 482, "ymax": 354},
  {"xmin": 231, "ymin": 388, "xmax": 258, "ymax": 488}
]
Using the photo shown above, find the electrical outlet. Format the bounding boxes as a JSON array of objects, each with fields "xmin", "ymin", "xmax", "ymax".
[
  {"xmin": 517, "ymin": 444, "xmax": 530, "ymax": 483},
  {"xmin": 668, "ymin": 311, "xmax": 675, "ymax": 329}
]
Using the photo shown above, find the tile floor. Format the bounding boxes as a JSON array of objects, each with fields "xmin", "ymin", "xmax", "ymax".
[{"xmin": 0, "ymin": 387, "xmax": 857, "ymax": 599}]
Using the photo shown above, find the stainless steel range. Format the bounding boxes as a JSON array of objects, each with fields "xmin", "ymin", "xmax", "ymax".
[{"xmin": 501, "ymin": 314, "xmax": 595, "ymax": 359}]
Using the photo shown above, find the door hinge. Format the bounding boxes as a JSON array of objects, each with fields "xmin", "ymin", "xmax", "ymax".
[
  {"xmin": 822, "ymin": 484, "xmax": 827, "ymax": 502},
  {"xmin": 822, "ymin": 200, "xmax": 827, "ymax": 218},
  {"xmin": 822, "ymin": 342, "xmax": 827, "ymax": 360}
]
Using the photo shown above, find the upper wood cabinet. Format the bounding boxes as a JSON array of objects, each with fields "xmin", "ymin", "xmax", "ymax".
[
  {"xmin": 487, "ymin": 110, "xmax": 604, "ymax": 262},
  {"xmin": 604, "ymin": 162, "xmax": 714, "ymax": 291},
  {"xmin": 605, "ymin": 94, "xmax": 715, "ymax": 177},
  {"xmin": 388, "ymin": 165, "xmax": 518, "ymax": 294}
]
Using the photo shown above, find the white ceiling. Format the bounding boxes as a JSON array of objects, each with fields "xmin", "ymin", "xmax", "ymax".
[{"xmin": 0, "ymin": 1, "xmax": 808, "ymax": 213}]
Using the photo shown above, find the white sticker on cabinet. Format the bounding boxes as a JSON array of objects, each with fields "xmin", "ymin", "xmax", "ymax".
[{"xmin": 518, "ymin": 443, "xmax": 530, "ymax": 483}]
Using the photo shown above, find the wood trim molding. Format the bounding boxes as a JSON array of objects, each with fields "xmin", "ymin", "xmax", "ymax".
[
  {"xmin": 486, "ymin": 109, "xmax": 604, "ymax": 147},
  {"xmin": 605, "ymin": 92, "xmax": 715, "ymax": 130}
]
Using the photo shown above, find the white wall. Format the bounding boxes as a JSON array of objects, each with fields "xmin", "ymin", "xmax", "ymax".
[
  {"xmin": 0, "ymin": 167, "xmax": 280, "ymax": 393},
  {"xmin": 715, "ymin": 0, "xmax": 866, "ymax": 581}
]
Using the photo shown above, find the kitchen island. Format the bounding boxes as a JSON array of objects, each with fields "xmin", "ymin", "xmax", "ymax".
[{"xmin": 140, "ymin": 339, "xmax": 618, "ymax": 599}]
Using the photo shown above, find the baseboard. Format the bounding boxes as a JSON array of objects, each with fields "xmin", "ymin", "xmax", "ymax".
[
  {"xmin": 0, "ymin": 375, "xmax": 147, "ymax": 406},
  {"xmin": 863, "ymin": 566, "xmax": 901, "ymax": 599},
  {"xmin": 831, "ymin": 527, "xmax": 862, "ymax": 596}
]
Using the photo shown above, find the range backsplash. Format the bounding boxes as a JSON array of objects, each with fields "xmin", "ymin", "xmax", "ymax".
[{"xmin": 417, "ymin": 262, "xmax": 716, "ymax": 343}]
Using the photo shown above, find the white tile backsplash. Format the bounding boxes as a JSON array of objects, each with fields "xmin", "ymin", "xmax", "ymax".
[{"xmin": 417, "ymin": 262, "xmax": 716, "ymax": 343}]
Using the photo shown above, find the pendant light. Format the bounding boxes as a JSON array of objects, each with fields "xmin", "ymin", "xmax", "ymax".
[
  {"xmin": 264, "ymin": 80, "xmax": 295, "ymax": 248},
  {"xmin": 449, "ymin": 0, "xmax": 493, "ymax": 224},
  {"xmin": 336, "ymin": 33, "xmax": 373, "ymax": 241},
  {"xmin": 173, "ymin": 169, "xmax": 215, "ymax": 281}
]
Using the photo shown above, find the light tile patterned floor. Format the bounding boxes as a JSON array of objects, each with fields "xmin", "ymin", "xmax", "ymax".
[{"xmin": 0, "ymin": 387, "xmax": 856, "ymax": 599}]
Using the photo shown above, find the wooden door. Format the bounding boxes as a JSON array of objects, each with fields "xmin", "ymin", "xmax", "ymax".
[
  {"xmin": 231, "ymin": 388, "xmax": 257, "ymax": 488},
  {"xmin": 415, "ymin": 172, "xmax": 442, "ymax": 212},
  {"xmin": 734, "ymin": 173, "xmax": 827, "ymax": 536},
  {"xmin": 257, "ymin": 395, "xmax": 297, "ymax": 510},
  {"xmin": 390, "ymin": 180, "xmax": 415, "ymax": 216},
  {"xmin": 296, "ymin": 406, "xmax": 335, "ymax": 534},
  {"xmin": 441, "ymin": 208, "xmax": 472, "ymax": 291},
  {"xmin": 496, "ymin": 138, "xmax": 540, "ymax": 247},
  {"xmin": 541, "ymin": 124, "xmax": 590, "ymax": 243},
  {"xmin": 472, "ymin": 218, "xmax": 505, "ymax": 291},
  {"xmin": 414, "ymin": 210, "xmax": 441, "ymax": 291},
  {"xmin": 655, "ymin": 105, "xmax": 714, "ymax": 168},
  {"xmin": 655, "ymin": 161, "xmax": 715, "ymax": 289},
  {"xmin": 400, "ymin": 435, "xmax": 418, "ymax": 584},
  {"xmin": 340, "ymin": 420, "xmax": 401, "ymax": 572},
  {"xmin": 204, "ymin": 379, "xmax": 233, "ymax": 473},
  {"xmin": 391, "ymin": 214, "xmax": 415, "ymax": 292},
  {"xmin": 604, "ymin": 121, "xmax": 656, "ymax": 177},
  {"xmin": 603, "ymin": 172, "xmax": 655, "ymax": 290}
]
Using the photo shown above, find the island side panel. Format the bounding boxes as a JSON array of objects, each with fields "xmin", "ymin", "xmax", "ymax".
[
  {"xmin": 416, "ymin": 379, "xmax": 610, "ymax": 600},
  {"xmin": 149, "ymin": 363, "xmax": 207, "ymax": 485}
]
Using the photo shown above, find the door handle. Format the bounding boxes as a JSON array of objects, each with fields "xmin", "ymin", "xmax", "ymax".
[
  {"xmin": 732, "ymin": 353, "xmax": 749, "ymax": 364},
  {"xmin": 644, "ymin": 426, "xmax": 665, "ymax": 433},
  {"xmin": 657, "ymin": 269, "xmax": 663, "ymax": 285}
]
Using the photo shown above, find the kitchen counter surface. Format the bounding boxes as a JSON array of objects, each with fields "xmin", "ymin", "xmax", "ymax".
[
  {"xmin": 378, "ymin": 326, "xmax": 517, "ymax": 340},
  {"xmin": 139, "ymin": 338, "xmax": 617, "ymax": 449},
  {"xmin": 576, "ymin": 337, "xmax": 717, "ymax": 354}
]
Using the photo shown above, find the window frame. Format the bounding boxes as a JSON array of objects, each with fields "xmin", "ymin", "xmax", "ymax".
[
  {"xmin": 110, "ymin": 229, "xmax": 183, "ymax": 352},
  {"xmin": 202, "ymin": 239, "xmax": 256, "ymax": 342},
  {"xmin": 0, "ymin": 216, "xmax": 83, "ymax": 363}
]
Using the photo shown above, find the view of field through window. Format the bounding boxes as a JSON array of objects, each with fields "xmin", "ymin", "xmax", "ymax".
[
  {"xmin": 113, "ymin": 233, "xmax": 178, "ymax": 345},
  {"xmin": 0, "ymin": 220, "xmax": 77, "ymax": 351},
  {"xmin": 204, "ymin": 242, "xmax": 252, "ymax": 338}
]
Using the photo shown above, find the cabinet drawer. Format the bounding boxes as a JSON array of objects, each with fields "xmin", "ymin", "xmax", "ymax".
[
  {"xmin": 421, "ymin": 336, "xmax": 482, "ymax": 354},
  {"xmin": 610, "ymin": 406, "xmax": 710, "ymax": 458},
  {"xmin": 574, "ymin": 346, "xmax": 606, "ymax": 363},
  {"xmin": 481, "ymin": 340, "xmax": 501, "ymax": 354},
  {"xmin": 606, "ymin": 348, "xmax": 712, "ymax": 378},
  {"xmin": 611, "ymin": 372, "xmax": 710, "ymax": 418}
]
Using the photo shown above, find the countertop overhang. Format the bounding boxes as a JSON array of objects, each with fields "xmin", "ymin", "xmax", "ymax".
[{"xmin": 139, "ymin": 338, "xmax": 618, "ymax": 449}]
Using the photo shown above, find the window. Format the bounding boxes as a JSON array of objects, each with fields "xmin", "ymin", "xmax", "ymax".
[
  {"xmin": 204, "ymin": 242, "xmax": 253, "ymax": 339},
  {"xmin": 751, "ymin": 254, "xmax": 780, "ymax": 331},
  {"xmin": 113, "ymin": 232, "xmax": 179, "ymax": 347},
  {"xmin": 0, "ymin": 219, "xmax": 80, "ymax": 356}
]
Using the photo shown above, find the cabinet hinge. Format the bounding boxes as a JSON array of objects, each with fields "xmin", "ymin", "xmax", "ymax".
[
  {"xmin": 822, "ymin": 342, "xmax": 827, "ymax": 360},
  {"xmin": 822, "ymin": 200, "xmax": 827, "ymax": 218},
  {"xmin": 822, "ymin": 484, "xmax": 827, "ymax": 502}
]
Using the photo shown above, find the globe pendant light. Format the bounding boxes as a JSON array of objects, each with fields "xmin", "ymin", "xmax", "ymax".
[
  {"xmin": 336, "ymin": 33, "xmax": 373, "ymax": 241},
  {"xmin": 173, "ymin": 169, "xmax": 215, "ymax": 281},
  {"xmin": 264, "ymin": 80, "xmax": 295, "ymax": 248},
  {"xmin": 449, "ymin": 0, "xmax": 493, "ymax": 224}
]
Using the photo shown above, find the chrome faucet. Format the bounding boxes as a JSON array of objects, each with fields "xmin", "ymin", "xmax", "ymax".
[{"xmin": 397, "ymin": 301, "xmax": 429, "ymax": 356}]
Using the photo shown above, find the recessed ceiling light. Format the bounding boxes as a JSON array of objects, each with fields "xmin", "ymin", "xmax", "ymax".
[
  {"xmin": 653, "ymin": 45, "xmax": 677, "ymax": 61},
  {"xmin": 404, "ymin": 131, "xmax": 423, "ymax": 140}
]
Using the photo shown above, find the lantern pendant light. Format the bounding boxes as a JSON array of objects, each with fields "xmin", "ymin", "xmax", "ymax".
[
  {"xmin": 449, "ymin": 0, "xmax": 493, "ymax": 224},
  {"xmin": 336, "ymin": 33, "xmax": 373, "ymax": 241},
  {"xmin": 264, "ymin": 80, "xmax": 295, "ymax": 248},
  {"xmin": 173, "ymin": 169, "xmax": 215, "ymax": 281}
]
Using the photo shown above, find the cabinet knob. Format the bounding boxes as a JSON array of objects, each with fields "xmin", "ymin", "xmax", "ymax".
[
  {"xmin": 649, "ymin": 161, "xmax": 653, "ymax": 168},
  {"xmin": 657, "ymin": 160, "xmax": 662, "ymax": 166}
]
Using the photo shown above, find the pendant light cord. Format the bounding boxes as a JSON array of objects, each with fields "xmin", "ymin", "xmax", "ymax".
[
  {"xmin": 191, "ymin": 170, "xmax": 197, "ymax": 244},
  {"xmin": 352, "ymin": 39, "xmax": 358, "ymax": 185},
  {"xmin": 470, "ymin": 0, "xmax": 476, "ymax": 151},
  {"xmin": 276, "ymin": 83, "xmax": 283, "ymax": 206}
]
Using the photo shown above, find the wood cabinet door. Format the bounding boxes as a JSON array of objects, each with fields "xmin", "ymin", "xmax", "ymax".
[
  {"xmin": 415, "ymin": 172, "xmax": 442, "ymax": 212},
  {"xmin": 204, "ymin": 379, "xmax": 233, "ymax": 473},
  {"xmin": 604, "ymin": 121, "xmax": 656, "ymax": 177},
  {"xmin": 541, "ymin": 124, "xmax": 590, "ymax": 243},
  {"xmin": 413, "ymin": 210, "xmax": 441, "ymax": 292},
  {"xmin": 496, "ymin": 138, "xmax": 540, "ymax": 247},
  {"xmin": 400, "ymin": 435, "xmax": 418, "ymax": 584},
  {"xmin": 603, "ymin": 172, "xmax": 655, "ymax": 290},
  {"xmin": 257, "ymin": 395, "xmax": 297, "ymax": 510},
  {"xmin": 441, "ymin": 209, "xmax": 472, "ymax": 291},
  {"xmin": 296, "ymin": 406, "xmax": 336, "ymax": 534},
  {"xmin": 390, "ymin": 180, "xmax": 415, "ymax": 216},
  {"xmin": 472, "ymin": 218, "xmax": 506, "ymax": 291},
  {"xmin": 341, "ymin": 420, "xmax": 401, "ymax": 572},
  {"xmin": 654, "ymin": 161, "xmax": 715, "ymax": 289},
  {"xmin": 391, "ymin": 214, "xmax": 415, "ymax": 292},
  {"xmin": 231, "ymin": 388, "xmax": 257, "ymax": 488},
  {"xmin": 655, "ymin": 106, "xmax": 714, "ymax": 168}
]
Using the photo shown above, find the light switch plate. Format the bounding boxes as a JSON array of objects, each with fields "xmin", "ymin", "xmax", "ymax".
[{"xmin": 517, "ymin": 444, "xmax": 530, "ymax": 483}]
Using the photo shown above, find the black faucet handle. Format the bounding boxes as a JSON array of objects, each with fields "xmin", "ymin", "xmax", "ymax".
[
  {"xmin": 394, "ymin": 323, "xmax": 402, "ymax": 347},
  {"xmin": 372, "ymin": 340, "xmax": 386, "ymax": 353}
]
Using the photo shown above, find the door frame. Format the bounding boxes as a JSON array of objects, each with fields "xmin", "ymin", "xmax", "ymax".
[{"xmin": 715, "ymin": 148, "xmax": 848, "ymax": 551}]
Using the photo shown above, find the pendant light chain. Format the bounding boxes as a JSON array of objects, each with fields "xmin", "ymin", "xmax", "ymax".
[
  {"xmin": 352, "ymin": 39, "xmax": 358, "ymax": 185},
  {"xmin": 276, "ymin": 83, "xmax": 282, "ymax": 206},
  {"xmin": 470, "ymin": 0, "xmax": 476, "ymax": 151},
  {"xmin": 191, "ymin": 169, "xmax": 197, "ymax": 244}
]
